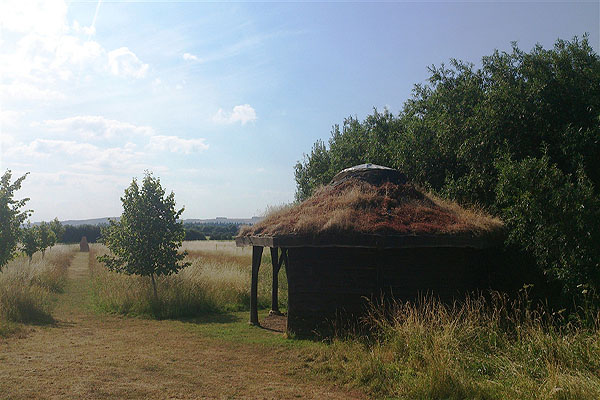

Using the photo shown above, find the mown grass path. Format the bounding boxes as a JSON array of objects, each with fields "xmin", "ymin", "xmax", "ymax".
[{"xmin": 0, "ymin": 253, "xmax": 362, "ymax": 399}]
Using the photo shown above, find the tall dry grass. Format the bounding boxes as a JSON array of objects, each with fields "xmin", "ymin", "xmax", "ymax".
[
  {"xmin": 0, "ymin": 245, "xmax": 77, "ymax": 332},
  {"xmin": 90, "ymin": 241, "xmax": 285, "ymax": 319},
  {"xmin": 311, "ymin": 293, "xmax": 600, "ymax": 399}
]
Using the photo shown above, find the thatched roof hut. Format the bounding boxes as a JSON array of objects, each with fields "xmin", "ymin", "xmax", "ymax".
[{"xmin": 236, "ymin": 164, "xmax": 504, "ymax": 335}]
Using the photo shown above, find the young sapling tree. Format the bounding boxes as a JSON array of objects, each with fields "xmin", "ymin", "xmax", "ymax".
[
  {"xmin": 38, "ymin": 221, "xmax": 57, "ymax": 259},
  {"xmin": 49, "ymin": 218, "xmax": 65, "ymax": 244},
  {"xmin": 98, "ymin": 172, "xmax": 189, "ymax": 300},
  {"xmin": 0, "ymin": 170, "xmax": 31, "ymax": 270},
  {"xmin": 21, "ymin": 223, "xmax": 40, "ymax": 264}
]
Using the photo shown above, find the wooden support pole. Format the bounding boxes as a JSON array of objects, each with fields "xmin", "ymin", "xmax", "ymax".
[
  {"xmin": 250, "ymin": 246, "xmax": 263, "ymax": 325},
  {"xmin": 282, "ymin": 248, "xmax": 288, "ymax": 271},
  {"xmin": 270, "ymin": 247, "xmax": 282, "ymax": 315}
]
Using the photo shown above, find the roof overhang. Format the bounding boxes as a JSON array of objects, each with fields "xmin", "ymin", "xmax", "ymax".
[{"xmin": 236, "ymin": 233, "xmax": 501, "ymax": 249}]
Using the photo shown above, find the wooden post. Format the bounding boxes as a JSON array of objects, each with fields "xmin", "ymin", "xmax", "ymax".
[
  {"xmin": 270, "ymin": 247, "xmax": 283, "ymax": 315},
  {"xmin": 250, "ymin": 246, "xmax": 263, "ymax": 325}
]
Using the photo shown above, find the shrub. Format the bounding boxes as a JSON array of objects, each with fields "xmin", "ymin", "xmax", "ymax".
[{"xmin": 496, "ymin": 154, "xmax": 600, "ymax": 303}]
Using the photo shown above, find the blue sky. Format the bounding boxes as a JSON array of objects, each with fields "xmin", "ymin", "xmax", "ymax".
[{"xmin": 1, "ymin": 1, "xmax": 597, "ymax": 221}]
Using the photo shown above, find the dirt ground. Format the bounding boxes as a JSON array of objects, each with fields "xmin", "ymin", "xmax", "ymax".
[{"xmin": 0, "ymin": 253, "xmax": 362, "ymax": 399}]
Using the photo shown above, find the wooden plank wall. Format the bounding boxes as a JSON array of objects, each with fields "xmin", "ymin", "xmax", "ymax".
[{"xmin": 285, "ymin": 247, "xmax": 490, "ymax": 336}]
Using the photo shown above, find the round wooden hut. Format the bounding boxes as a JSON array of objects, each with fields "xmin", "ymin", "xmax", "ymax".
[{"xmin": 236, "ymin": 164, "xmax": 504, "ymax": 335}]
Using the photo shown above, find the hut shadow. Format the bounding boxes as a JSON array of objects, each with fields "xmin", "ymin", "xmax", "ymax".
[
  {"xmin": 16, "ymin": 311, "xmax": 58, "ymax": 327},
  {"xmin": 258, "ymin": 313, "xmax": 287, "ymax": 334},
  {"xmin": 175, "ymin": 312, "xmax": 241, "ymax": 325}
]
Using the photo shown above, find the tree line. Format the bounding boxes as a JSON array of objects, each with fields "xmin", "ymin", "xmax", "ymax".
[
  {"xmin": 37, "ymin": 222, "xmax": 240, "ymax": 243},
  {"xmin": 295, "ymin": 36, "xmax": 599, "ymax": 308},
  {"xmin": 183, "ymin": 222, "xmax": 240, "ymax": 241}
]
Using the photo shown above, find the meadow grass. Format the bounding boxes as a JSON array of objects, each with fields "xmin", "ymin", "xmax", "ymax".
[
  {"xmin": 87, "ymin": 240, "xmax": 600, "ymax": 398},
  {"xmin": 89, "ymin": 241, "xmax": 286, "ymax": 319},
  {"xmin": 0, "ymin": 245, "xmax": 77, "ymax": 333},
  {"xmin": 309, "ymin": 294, "xmax": 600, "ymax": 399}
]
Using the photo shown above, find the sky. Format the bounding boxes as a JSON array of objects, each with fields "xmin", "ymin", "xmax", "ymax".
[{"xmin": 0, "ymin": 0, "xmax": 598, "ymax": 222}]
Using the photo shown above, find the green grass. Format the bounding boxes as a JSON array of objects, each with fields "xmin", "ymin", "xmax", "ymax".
[{"xmin": 174, "ymin": 309, "xmax": 326, "ymax": 350}]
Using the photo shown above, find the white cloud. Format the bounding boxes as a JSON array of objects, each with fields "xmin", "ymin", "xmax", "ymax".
[
  {"xmin": 0, "ymin": 1, "xmax": 150, "ymax": 105},
  {"xmin": 2, "ymin": 137, "xmax": 155, "ymax": 175},
  {"xmin": 0, "ymin": 1, "xmax": 103, "ymax": 83},
  {"xmin": 0, "ymin": 110, "xmax": 24, "ymax": 127},
  {"xmin": 0, "ymin": 133, "xmax": 16, "ymax": 152},
  {"xmin": 72, "ymin": 20, "xmax": 96, "ymax": 37},
  {"xmin": 3, "ymin": 138, "xmax": 95, "ymax": 159},
  {"xmin": 212, "ymin": 104, "xmax": 257, "ymax": 125},
  {"xmin": 0, "ymin": 82, "xmax": 66, "ymax": 101},
  {"xmin": 183, "ymin": 52, "xmax": 199, "ymax": 61},
  {"xmin": 39, "ymin": 115, "xmax": 154, "ymax": 140},
  {"xmin": 108, "ymin": 47, "xmax": 149, "ymax": 79},
  {"xmin": 148, "ymin": 135, "xmax": 209, "ymax": 154},
  {"xmin": 0, "ymin": 0, "xmax": 67, "ymax": 36}
]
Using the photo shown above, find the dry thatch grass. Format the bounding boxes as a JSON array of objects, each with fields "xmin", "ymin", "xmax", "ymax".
[{"xmin": 241, "ymin": 179, "xmax": 503, "ymax": 238}]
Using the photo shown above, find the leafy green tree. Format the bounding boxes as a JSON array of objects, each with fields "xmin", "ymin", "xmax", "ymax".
[
  {"xmin": 38, "ymin": 221, "xmax": 57, "ymax": 259},
  {"xmin": 294, "ymin": 109, "xmax": 402, "ymax": 202},
  {"xmin": 21, "ymin": 223, "xmax": 40, "ymax": 264},
  {"xmin": 495, "ymin": 154, "xmax": 600, "ymax": 298},
  {"xmin": 98, "ymin": 172, "xmax": 190, "ymax": 300},
  {"xmin": 49, "ymin": 218, "xmax": 65, "ymax": 243},
  {"xmin": 0, "ymin": 170, "xmax": 31, "ymax": 270},
  {"xmin": 295, "ymin": 35, "xmax": 600, "ymax": 305},
  {"xmin": 294, "ymin": 139, "xmax": 332, "ymax": 201}
]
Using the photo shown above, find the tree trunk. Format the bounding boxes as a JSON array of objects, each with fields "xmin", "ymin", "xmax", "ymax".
[{"xmin": 150, "ymin": 273, "xmax": 158, "ymax": 301}]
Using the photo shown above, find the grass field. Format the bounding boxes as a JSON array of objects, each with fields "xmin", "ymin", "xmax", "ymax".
[
  {"xmin": 311, "ymin": 295, "xmax": 600, "ymax": 399},
  {"xmin": 2, "ymin": 241, "xmax": 600, "ymax": 399},
  {"xmin": 0, "ymin": 245, "xmax": 77, "ymax": 336},
  {"xmin": 89, "ymin": 240, "xmax": 285, "ymax": 318},
  {"xmin": 0, "ymin": 246, "xmax": 359, "ymax": 399}
]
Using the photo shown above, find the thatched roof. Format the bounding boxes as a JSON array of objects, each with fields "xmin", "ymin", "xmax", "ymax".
[{"xmin": 237, "ymin": 164, "xmax": 504, "ymax": 249}]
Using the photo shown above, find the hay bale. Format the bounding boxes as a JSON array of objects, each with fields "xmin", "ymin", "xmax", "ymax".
[{"xmin": 79, "ymin": 236, "xmax": 89, "ymax": 252}]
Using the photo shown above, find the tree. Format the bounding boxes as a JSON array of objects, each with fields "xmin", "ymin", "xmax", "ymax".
[
  {"xmin": 38, "ymin": 221, "xmax": 57, "ymax": 259},
  {"xmin": 98, "ymin": 172, "xmax": 190, "ymax": 300},
  {"xmin": 184, "ymin": 229, "xmax": 207, "ymax": 241},
  {"xmin": 295, "ymin": 36, "xmax": 600, "ymax": 306},
  {"xmin": 21, "ymin": 223, "xmax": 40, "ymax": 264},
  {"xmin": 49, "ymin": 218, "xmax": 65, "ymax": 243},
  {"xmin": 0, "ymin": 170, "xmax": 31, "ymax": 270}
]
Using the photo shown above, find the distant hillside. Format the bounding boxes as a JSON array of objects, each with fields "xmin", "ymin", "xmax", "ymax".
[
  {"xmin": 184, "ymin": 217, "xmax": 263, "ymax": 225},
  {"xmin": 60, "ymin": 217, "xmax": 119, "ymax": 226},
  {"xmin": 58, "ymin": 216, "xmax": 262, "ymax": 226}
]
